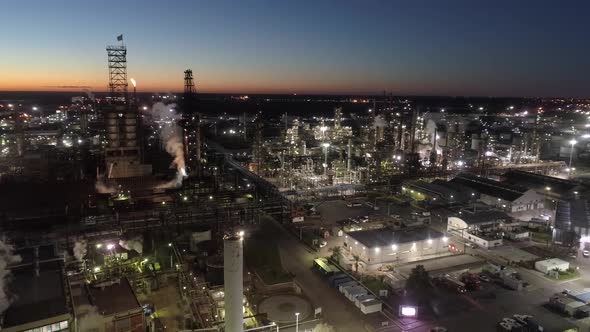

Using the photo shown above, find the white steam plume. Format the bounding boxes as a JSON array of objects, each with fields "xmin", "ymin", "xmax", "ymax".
[
  {"xmin": 73, "ymin": 240, "xmax": 87, "ymax": 262},
  {"xmin": 374, "ymin": 115, "xmax": 387, "ymax": 128},
  {"xmin": 119, "ymin": 236, "xmax": 143, "ymax": 254},
  {"xmin": 95, "ymin": 177, "xmax": 117, "ymax": 194},
  {"xmin": 145, "ymin": 102, "xmax": 187, "ymax": 188},
  {"xmin": 83, "ymin": 89, "xmax": 95, "ymax": 102},
  {"xmin": 0, "ymin": 239, "xmax": 22, "ymax": 314},
  {"xmin": 78, "ymin": 305, "xmax": 103, "ymax": 331}
]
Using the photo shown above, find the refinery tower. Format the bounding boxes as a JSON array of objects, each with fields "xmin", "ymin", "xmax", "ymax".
[{"xmin": 102, "ymin": 36, "xmax": 151, "ymax": 178}]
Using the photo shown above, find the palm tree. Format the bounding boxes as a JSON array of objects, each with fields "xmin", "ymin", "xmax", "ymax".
[
  {"xmin": 329, "ymin": 246, "xmax": 342, "ymax": 261},
  {"xmin": 353, "ymin": 254, "xmax": 361, "ymax": 273}
]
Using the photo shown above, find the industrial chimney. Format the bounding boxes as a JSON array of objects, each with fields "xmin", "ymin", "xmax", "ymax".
[{"xmin": 224, "ymin": 233, "xmax": 244, "ymax": 332}]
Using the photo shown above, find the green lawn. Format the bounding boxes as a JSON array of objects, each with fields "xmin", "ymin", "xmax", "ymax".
[
  {"xmin": 244, "ymin": 216, "xmax": 293, "ymax": 285},
  {"xmin": 360, "ymin": 275, "xmax": 387, "ymax": 294},
  {"xmin": 531, "ymin": 231, "xmax": 551, "ymax": 243}
]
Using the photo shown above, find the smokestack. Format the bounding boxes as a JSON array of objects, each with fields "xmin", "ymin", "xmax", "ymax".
[
  {"xmin": 347, "ymin": 138, "xmax": 352, "ymax": 171},
  {"xmin": 224, "ymin": 234, "xmax": 244, "ymax": 332}
]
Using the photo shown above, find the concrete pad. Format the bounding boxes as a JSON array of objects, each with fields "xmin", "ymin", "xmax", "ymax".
[
  {"xmin": 491, "ymin": 245, "xmax": 539, "ymax": 263},
  {"xmin": 396, "ymin": 254, "xmax": 484, "ymax": 277}
]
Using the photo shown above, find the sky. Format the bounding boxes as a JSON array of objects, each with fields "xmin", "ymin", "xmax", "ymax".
[{"xmin": 1, "ymin": 0, "xmax": 589, "ymax": 97}]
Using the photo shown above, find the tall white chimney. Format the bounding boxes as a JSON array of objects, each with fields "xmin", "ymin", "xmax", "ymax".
[{"xmin": 224, "ymin": 234, "xmax": 244, "ymax": 332}]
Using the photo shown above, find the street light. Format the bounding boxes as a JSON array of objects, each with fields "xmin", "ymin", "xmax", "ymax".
[
  {"xmin": 295, "ymin": 312, "xmax": 300, "ymax": 332},
  {"xmin": 569, "ymin": 139, "xmax": 577, "ymax": 169}
]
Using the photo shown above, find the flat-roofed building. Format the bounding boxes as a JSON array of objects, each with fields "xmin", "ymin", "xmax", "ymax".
[
  {"xmin": 343, "ymin": 227, "xmax": 448, "ymax": 268},
  {"xmin": 450, "ymin": 172, "xmax": 545, "ymax": 216},
  {"xmin": 447, "ymin": 210, "xmax": 509, "ymax": 248},
  {"xmin": 1, "ymin": 245, "xmax": 73, "ymax": 332},
  {"xmin": 71, "ymin": 277, "xmax": 145, "ymax": 332}
]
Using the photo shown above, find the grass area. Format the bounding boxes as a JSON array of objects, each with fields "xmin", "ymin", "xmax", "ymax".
[
  {"xmin": 531, "ymin": 231, "xmax": 551, "ymax": 243},
  {"xmin": 244, "ymin": 216, "xmax": 293, "ymax": 285},
  {"xmin": 544, "ymin": 268, "xmax": 580, "ymax": 281},
  {"xmin": 360, "ymin": 275, "xmax": 388, "ymax": 294},
  {"xmin": 556, "ymin": 269, "xmax": 580, "ymax": 281}
]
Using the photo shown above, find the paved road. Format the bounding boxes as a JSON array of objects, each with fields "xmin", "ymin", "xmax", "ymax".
[{"xmin": 267, "ymin": 220, "xmax": 367, "ymax": 332}]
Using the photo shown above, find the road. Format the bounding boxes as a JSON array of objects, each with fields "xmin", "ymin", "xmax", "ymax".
[{"xmin": 267, "ymin": 219, "xmax": 367, "ymax": 332}]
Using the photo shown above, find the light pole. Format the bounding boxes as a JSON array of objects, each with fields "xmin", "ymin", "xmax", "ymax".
[
  {"xmin": 295, "ymin": 312, "xmax": 300, "ymax": 332},
  {"xmin": 322, "ymin": 143, "xmax": 330, "ymax": 177},
  {"xmin": 569, "ymin": 139, "xmax": 577, "ymax": 169}
]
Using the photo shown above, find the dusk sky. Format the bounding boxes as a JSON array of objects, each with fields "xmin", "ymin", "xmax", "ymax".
[{"xmin": 1, "ymin": 0, "xmax": 589, "ymax": 97}]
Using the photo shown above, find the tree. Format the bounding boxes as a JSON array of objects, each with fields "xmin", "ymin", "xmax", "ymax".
[
  {"xmin": 313, "ymin": 323, "xmax": 336, "ymax": 332},
  {"xmin": 405, "ymin": 265, "xmax": 432, "ymax": 301},
  {"xmin": 329, "ymin": 246, "xmax": 342, "ymax": 262},
  {"xmin": 353, "ymin": 254, "xmax": 361, "ymax": 273}
]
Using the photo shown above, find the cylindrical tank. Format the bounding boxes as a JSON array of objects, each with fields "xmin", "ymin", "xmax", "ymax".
[{"xmin": 224, "ymin": 234, "xmax": 243, "ymax": 332}]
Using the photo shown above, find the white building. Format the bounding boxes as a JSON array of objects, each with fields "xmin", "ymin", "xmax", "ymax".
[
  {"xmin": 343, "ymin": 228, "xmax": 448, "ymax": 269},
  {"xmin": 450, "ymin": 173, "xmax": 545, "ymax": 215},
  {"xmin": 535, "ymin": 258, "xmax": 570, "ymax": 274},
  {"xmin": 447, "ymin": 210, "xmax": 509, "ymax": 248}
]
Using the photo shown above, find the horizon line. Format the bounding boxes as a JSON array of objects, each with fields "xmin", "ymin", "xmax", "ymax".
[{"xmin": 0, "ymin": 90, "xmax": 588, "ymax": 100}]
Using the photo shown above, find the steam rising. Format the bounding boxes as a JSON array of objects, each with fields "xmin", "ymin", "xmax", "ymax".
[
  {"xmin": 0, "ymin": 239, "xmax": 22, "ymax": 314},
  {"xmin": 374, "ymin": 115, "xmax": 387, "ymax": 128},
  {"xmin": 119, "ymin": 236, "xmax": 143, "ymax": 254},
  {"xmin": 95, "ymin": 177, "xmax": 117, "ymax": 194},
  {"xmin": 146, "ymin": 102, "xmax": 187, "ymax": 188},
  {"xmin": 78, "ymin": 305, "xmax": 103, "ymax": 331},
  {"xmin": 73, "ymin": 240, "xmax": 87, "ymax": 261},
  {"xmin": 130, "ymin": 78, "xmax": 137, "ymax": 88},
  {"xmin": 83, "ymin": 89, "xmax": 95, "ymax": 102}
]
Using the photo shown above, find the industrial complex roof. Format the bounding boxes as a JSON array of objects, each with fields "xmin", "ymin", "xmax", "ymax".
[
  {"xmin": 453, "ymin": 210, "xmax": 511, "ymax": 225},
  {"xmin": 503, "ymin": 170, "xmax": 579, "ymax": 195},
  {"xmin": 87, "ymin": 277, "xmax": 141, "ymax": 316},
  {"xmin": 408, "ymin": 180, "xmax": 459, "ymax": 199},
  {"xmin": 451, "ymin": 172, "xmax": 527, "ymax": 201},
  {"xmin": 346, "ymin": 227, "xmax": 443, "ymax": 248},
  {"xmin": 3, "ymin": 260, "xmax": 69, "ymax": 327}
]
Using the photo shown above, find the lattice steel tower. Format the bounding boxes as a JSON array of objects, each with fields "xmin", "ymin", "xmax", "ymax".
[
  {"xmin": 107, "ymin": 45, "xmax": 129, "ymax": 103},
  {"xmin": 184, "ymin": 69, "xmax": 196, "ymax": 96},
  {"xmin": 182, "ymin": 69, "xmax": 201, "ymax": 175},
  {"xmin": 102, "ymin": 37, "xmax": 151, "ymax": 178}
]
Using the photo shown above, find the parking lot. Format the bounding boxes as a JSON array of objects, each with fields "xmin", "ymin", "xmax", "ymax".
[{"xmin": 298, "ymin": 197, "xmax": 590, "ymax": 331}]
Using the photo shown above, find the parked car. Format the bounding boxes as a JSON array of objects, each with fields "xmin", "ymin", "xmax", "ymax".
[
  {"xmin": 346, "ymin": 201, "xmax": 363, "ymax": 207},
  {"xmin": 583, "ymin": 250, "xmax": 589, "ymax": 258},
  {"xmin": 478, "ymin": 274, "xmax": 491, "ymax": 283}
]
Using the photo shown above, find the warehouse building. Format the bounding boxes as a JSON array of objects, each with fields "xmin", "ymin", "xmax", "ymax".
[
  {"xmin": 502, "ymin": 170, "xmax": 581, "ymax": 201},
  {"xmin": 70, "ymin": 276, "xmax": 145, "ymax": 331},
  {"xmin": 0, "ymin": 245, "xmax": 74, "ymax": 332},
  {"xmin": 447, "ymin": 210, "xmax": 509, "ymax": 248},
  {"xmin": 343, "ymin": 227, "xmax": 448, "ymax": 268},
  {"xmin": 402, "ymin": 180, "xmax": 468, "ymax": 205},
  {"xmin": 450, "ymin": 172, "xmax": 545, "ymax": 216}
]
